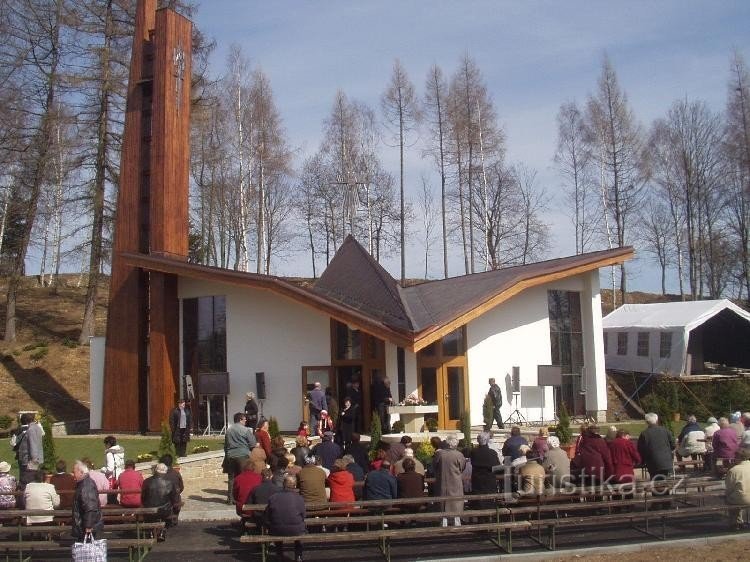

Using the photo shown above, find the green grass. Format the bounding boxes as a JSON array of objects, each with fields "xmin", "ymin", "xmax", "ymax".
[
  {"xmin": 599, "ymin": 420, "xmax": 687, "ymax": 438},
  {"xmin": 0, "ymin": 435, "xmax": 224, "ymax": 475}
]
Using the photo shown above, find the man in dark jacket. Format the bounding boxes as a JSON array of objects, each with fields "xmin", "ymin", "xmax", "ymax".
[
  {"xmin": 470, "ymin": 431, "xmax": 500, "ymax": 507},
  {"xmin": 71, "ymin": 460, "xmax": 103, "ymax": 540},
  {"xmin": 638, "ymin": 412, "xmax": 676, "ymax": 507},
  {"xmin": 344, "ymin": 433, "xmax": 370, "ymax": 474},
  {"xmin": 311, "ymin": 432, "xmax": 342, "ymax": 470},
  {"xmin": 142, "ymin": 463, "xmax": 179, "ymax": 540},
  {"xmin": 244, "ymin": 392, "xmax": 259, "ymax": 429},
  {"xmin": 169, "ymin": 399, "xmax": 192, "ymax": 458},
  {"xmin": 264, "ymin": 475, "xmax": 305, "ymax": 562},
  {"xmin": 486, "ymin": 378, "xmax": 505, "ymax": 430},
  {"xmin": 501, "ymin": 427, "xmax": 529, "ymax": 461},
  {"xmin": 307, "ymin": 382, "xmax": 327, "ymax": 436},
  {"xmin": 159, "ymin": 454, "xmax": 184, "ymax": 526},
  {"xmin": 638, "ymin": 412, "xmax": 676, "ymax": 479},
  {"xmin": 364, "ymin": 461, "xmax": 397, "ymax": 500}
]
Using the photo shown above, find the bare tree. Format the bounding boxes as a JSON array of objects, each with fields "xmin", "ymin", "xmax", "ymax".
[
  {"xmin": 555, "ymin": 101, "xmax": 599, "ymax": 254},
  {"xmin": 584, "ymin": 56, "xmax": 646, "ymax": 304},
  {"xmin": 381, "ymin": 59, "xmax": 420, "ymax": 282},
  {"xmin": 3, "ymin": 0, "xmax": 66, "ymax": 342},
  {"xmin": 423, "ymin": 64, "xmax": 450, "ymax": 278},
  {"xmin": 725, "ymin": 50, "xmax": 750, "ymax": 301},
  {"xmin": 641, "ymin": 200, "xmax": 671, "ymax": 295},
  {"xmin": 418, "ymin": 175, "xmax": 437, "ymax": 278}
]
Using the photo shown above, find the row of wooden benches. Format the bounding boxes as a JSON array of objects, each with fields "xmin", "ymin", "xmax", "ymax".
[
  {"xmin": 238, "ymin": 476, "xmax": 729, "ymax": 562},
  {"xmin": 0, "ymin": 506, "xmax": 163, "ymax": 562}
]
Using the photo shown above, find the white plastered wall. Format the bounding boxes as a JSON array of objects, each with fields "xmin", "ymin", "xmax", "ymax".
[
  {"xmin": 179, "ymin": 278, "xmax": 331, "ymax": 431},
  {"xmin": 466, "ymin": 272, "xmax": 607, "ymax": 425}
]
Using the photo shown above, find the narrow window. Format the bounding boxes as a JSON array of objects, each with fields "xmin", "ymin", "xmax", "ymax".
[
  {"xmin": 603, "ymin": 332, "xmax": 609, "ymax": 354},
  {"xmin": 617, "ymin": 332, "xmax": 628, "ymax": 356},
  {"xmin": 660, "ymin": 332, "xmax": 672, "ymax": 358},
  {"xmin": 637, "ymin": 332, "xmax": 649, "ymax": 357}
]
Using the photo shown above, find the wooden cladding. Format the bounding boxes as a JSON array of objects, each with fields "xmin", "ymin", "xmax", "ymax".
[{"xmin": 103, "ymin": 0, "xmax": 192, "ymax": 432}]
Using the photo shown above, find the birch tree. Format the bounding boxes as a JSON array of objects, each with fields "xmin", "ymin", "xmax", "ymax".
[
  {"xmin": 584, "ymin": 56, "xmax": 646, "ymax": 304},
  {"xmin": 381, "ymin": 59, "xmax": 420, "ymax": 282}
]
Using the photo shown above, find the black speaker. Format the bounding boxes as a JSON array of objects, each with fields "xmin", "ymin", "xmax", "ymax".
[
  {"xmin": 512, "ymin": 366, "xmax": 520, "ymax": 394},
  {"xmin": 255, "ymin": 372, "xmax": 266, "ymax": 400}
]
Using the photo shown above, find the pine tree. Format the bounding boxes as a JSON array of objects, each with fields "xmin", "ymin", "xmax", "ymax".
[{"xmin": 158, "ymin": 420, "xmax": 177, "ymax": 460}]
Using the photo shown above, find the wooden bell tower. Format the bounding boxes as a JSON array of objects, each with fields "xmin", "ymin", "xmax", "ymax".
[{"xmin": 102, "ymin": 0, "xmax": 192, "ymax": 432}]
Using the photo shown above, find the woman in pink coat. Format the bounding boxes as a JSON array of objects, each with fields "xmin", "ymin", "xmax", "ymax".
[{"xmin": 608, "ymin": 430, "xmax": 641, "ymax": 484}]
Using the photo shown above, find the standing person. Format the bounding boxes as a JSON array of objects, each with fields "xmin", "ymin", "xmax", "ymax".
[
  {"xmin": 244, "ymin": 393, "xmax": 259, "ymax": 430},
  {"xmin": 14, "ymin": 413, "xmax": 44, "ymax": 490},
  {"xmin": 169, "ymin": 399, "xmax": 192, "ymax": 458},
  {"xmin": 485, "ymin": 378, "xmax": 505, "ymax": 430},
  {"xmin": 117, "ymin": 460, "xmax": 144, "ymax": 508},
  {"xmin": 71, "ymin": 460, "xmax": 103, "ymax": 541},
  {"xmin": 101, "ymin": 435, "xmax": 125, "ymax": 504},
  {"xmin": 49, "ymin": 460, "xmax": 76, "ymax": 509},
  {"xmin": 256, "ymin": 419, "xmax": 273, "ymax": 458},
  {"xmin": 0, "ymin": 461, "xmax": 16, "ymax": 509},
  {"xmin": 638, "ymin": 413, "xmax": 675, "ymax": 480},
  {"xmin": 23, "ymin": 470, "xmax": 60, "ymax": 525},
  {"xmin": 337, "ymin": 397, "xmax": 357, "ymax": 449},
  {"xmin": 307, "ymin": 382, "xmax": 327, "ymax": 437},
  {"xmin": 264, "ymin": 475, "xmax": 306, "ymax": 562},
  {"xmin": 371, "ymin": 374, "xmax": 393, "ymax": 434},
  {"xmin": 434, "ymin": 435, "xmax": 466, "ymax": 527},
  {"xmin": 348, "ymin": 379, "xmax": 363, "ymax": 431},
  {"xmin": 224, "ymin": 413, "xmax": 257, "ymax": 504},
  {"xmin": 470, "ymin": 431, "xmax": 500, "ymax": 508},
  {"xmin": 638, "ymin": 413, "xmax": 676, "ymax": 507}
]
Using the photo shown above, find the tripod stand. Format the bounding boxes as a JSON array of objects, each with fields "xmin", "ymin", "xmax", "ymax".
[{"xmin": 504, "ymin": 392, "xmax": 527, "ymax": 425}]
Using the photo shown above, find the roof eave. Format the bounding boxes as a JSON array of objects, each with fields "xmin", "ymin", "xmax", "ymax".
[
  {"xmin": 120, "ymin": 252, "xmax": 414, "ymax": 349},
  {"xmin": 409, "ymin": 247, "xmax": 635, "ymax": 352}
]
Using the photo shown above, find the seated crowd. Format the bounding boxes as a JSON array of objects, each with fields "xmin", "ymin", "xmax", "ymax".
[{"xmin": 0, "ymin": 432, "xmax": 184, "ymax": 543}]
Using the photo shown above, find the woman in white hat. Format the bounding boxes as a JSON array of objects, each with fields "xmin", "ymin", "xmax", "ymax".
[{"xmin": 0, "ymin": 461, "xmax": 17, "ymax": 509}]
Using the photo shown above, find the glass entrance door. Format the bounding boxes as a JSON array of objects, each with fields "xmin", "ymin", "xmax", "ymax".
[{"xmin": 418, "ymin": 364, "xmax": 466, "ymax": 430}]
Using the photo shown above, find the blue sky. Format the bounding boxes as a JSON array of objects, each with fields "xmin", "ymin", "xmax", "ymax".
[{"xmin": 192, "ymin": 1, "xmax": 750, "ymax": 292}]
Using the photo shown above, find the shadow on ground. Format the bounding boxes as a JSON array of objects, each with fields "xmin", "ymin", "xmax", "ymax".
[{"xmin": 1, "ymin": 355, "xmax": 89, "ymax": 420}]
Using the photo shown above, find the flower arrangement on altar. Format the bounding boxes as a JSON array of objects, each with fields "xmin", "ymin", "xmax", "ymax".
[{"xmin": 400, "ymin": 391, "xmax": 427, "ymax": 406}]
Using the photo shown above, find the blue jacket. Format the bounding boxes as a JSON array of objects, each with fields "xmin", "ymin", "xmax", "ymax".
[{"xmin": 364, "ymin": 468, "xmax": 397, "ymax": 500}]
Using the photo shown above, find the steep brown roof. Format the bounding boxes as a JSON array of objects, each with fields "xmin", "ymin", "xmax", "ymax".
[
  {"xmin": 122, "ymin": 237, "xmax": 633, "ymax": 351},
  {"xmin": 314, "ymin": 236, "xmax": 412, "ymax": 331}
]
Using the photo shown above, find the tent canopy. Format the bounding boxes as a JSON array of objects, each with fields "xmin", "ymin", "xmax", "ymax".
[{"xmin": 602, "ymin": 299, "xmax": 750, "ymax": 331}]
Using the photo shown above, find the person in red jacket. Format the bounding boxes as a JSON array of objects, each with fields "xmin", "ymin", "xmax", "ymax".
[
  {"xmin": 233, "ymin": 458, "xmax": 262, "ymax": 517},
  {"xmin": 256, "ymin": 419, "xmax": 273, "ymax": 458},
  {"xmin": 571, "ymin": 425, "xmax": 613, "ymax": 484},
  {"xmin": 117, "ymin": 460, "xmax": 144, "ymax": 507},
  {"xmin": 327, "ymin": 458, "xmax": 355, "ymax": 504},
  {"xmin": 608, "ymin": 430, "xmax": 641, "ymax": 484}
]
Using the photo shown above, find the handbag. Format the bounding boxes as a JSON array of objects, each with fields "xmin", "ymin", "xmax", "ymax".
[{"xmin": 72, "ymin": 532, "xmax": 107, "ymax": 562}]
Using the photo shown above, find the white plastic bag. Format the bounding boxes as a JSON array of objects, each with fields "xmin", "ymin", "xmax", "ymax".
[{"xmin": 72, "ymin": 532, "xmax": 107, "ymax": 562}]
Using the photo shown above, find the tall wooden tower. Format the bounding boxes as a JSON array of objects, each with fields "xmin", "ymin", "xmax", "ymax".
[{"xmin": 102, "ymin": 0, "xmax": 192, "ymax": 432}]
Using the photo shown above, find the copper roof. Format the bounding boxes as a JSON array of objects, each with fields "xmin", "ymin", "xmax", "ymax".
[{"xmin": 122, "ymin": 236, "xmax": 633, "ymax": 351}]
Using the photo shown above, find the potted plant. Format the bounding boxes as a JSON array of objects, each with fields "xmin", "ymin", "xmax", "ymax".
[{"xmin": 554, "ymin": 403, "xmax": 575, "ymax": 459}]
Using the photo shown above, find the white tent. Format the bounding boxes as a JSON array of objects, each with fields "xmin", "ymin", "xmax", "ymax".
[{"xmin": 602, "ymin": 299, "xmax": 750, "ymax": 375}]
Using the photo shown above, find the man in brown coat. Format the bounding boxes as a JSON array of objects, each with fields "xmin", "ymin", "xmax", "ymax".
[{"xmin": 434, "ymin": 435, "xmax": 466, "ymax": 526}]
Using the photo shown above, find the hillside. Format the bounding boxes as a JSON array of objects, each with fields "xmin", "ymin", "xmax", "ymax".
[
  {"xmin": 0, "ymin": 275, "xmax": 108, "ymax": 422},
  {"xmin": 0, "ymin": 275, "xmax": 688, "ymax": 423}
]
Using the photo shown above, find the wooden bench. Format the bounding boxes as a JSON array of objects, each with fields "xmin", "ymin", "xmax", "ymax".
[
  {"xmin": 0, "ymin": 507, "xmax": 162, "ymax": 561},
  {"xmin": 240, "ymin": 519, "xmax": 535, "ymax": 562}
]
